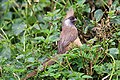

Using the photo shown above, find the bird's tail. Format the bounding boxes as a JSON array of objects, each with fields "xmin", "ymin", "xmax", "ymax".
[
  {"xmin": 22, "ymin": 54, "xmax": 61, "ymax": 80},
  {"xmin": 57, "ymin": 41, "xmax": 66, "ymax": 54}
]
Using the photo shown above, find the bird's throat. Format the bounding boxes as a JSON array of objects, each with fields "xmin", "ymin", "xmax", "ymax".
[{"xmin": 64, "ymin": 19, "xmax": 73, "ymax": 27}]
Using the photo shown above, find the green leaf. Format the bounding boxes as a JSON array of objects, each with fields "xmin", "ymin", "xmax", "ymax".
[
  {"xmin": 33, "ymin": 36, "xmax": 45, "ymax": 43},
  {"xmin": 94, "ymin": 63, "xmax": 113, "ymax": 74},
  {"xmin": 115, "ymin": 60, "xmax": 120, "ymax": 70},
  {"xmin": 117, "ymin": 32, "xmax": 120, "ymax": 36},
  {"xmin": 108, "ymin": 10, "xmax": 116, "ymax": 18},
  {"xmin": 94, "ymin": 9, "xmax": 103, "ymax": 22},
  {"xmin": 84, "ymin": 4, "xmax": 91, "ymax": 13},
  {"xmin": 82, "ymin": 75, "xmax": 92, "ymax": 78},
  {"xmin": 48, "ymin": 32, "xmax": 60, "ymax": 42},
  {"xmin": 47, "ymin": 9, "xmax": 60, "ymax": 17},
  {"xmin": 12, "ymin": 22, "xmax": 26, "ymax": 36},
  {"xmin": 27, "ymin": 16, "xmax": 36, "ymax": 25},
  {"xmin": 4, "ymin": 12, "xmax": 12, "ymax": 20},
  {"xmin": 92, "ymin": 45, "xmax": 101, "ymax": 49},
  {"xmin": 16, "ymin": 54, "xmax": 24, "ymax": 59},
  {"xmin": 13, "ymin": 68, "xmax": 25, "ymax": 72},
  {"xmin": 116, "ymin": 6, "xmax": 120, "ymax": 11},
  {"xmin": 33, "ymin": 24, "xmax": 40, "ymax": 30},
  {"xmin": 110, "ymin": 15, "xmax": 120, "ymax": 25},
  {"xmin": 34, "ymin": 36, "xmax": 45, "ymax": 41},
  {"xmin": 109, "ymin": 48, "xmax": 119, "ymax": 55},
  {"xmin": 78, "ymin": 0, "xmax": 86, "ymax": 4},
  {"xmin": 26, "ymin": 57, "xmax": 35, "ymax": 62},
  {"xmin": 114, "ymin": 70, "xmax": 120, "ymax": 75},
  {"xmin": 87, "ymin": 37, "xmax": 97, "ymax": 44},
  {"xmin": 40, "ymin": 29, "xmax": 51, "ymax": 34},
  {"xmin": 68, "ymin": 72, "xmax": 84, "ymax": 79},
  {"xmin": 0, "ymin": 44, "xmax": 11, "ymax": 59}
]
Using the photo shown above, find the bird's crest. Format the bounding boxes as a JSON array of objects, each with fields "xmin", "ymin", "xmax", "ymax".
[{"xmin": 65, "ymin": 8, "xmax": 74, "ymax": 19}]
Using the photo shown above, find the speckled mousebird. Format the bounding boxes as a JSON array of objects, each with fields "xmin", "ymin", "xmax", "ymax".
[
  {"xmin": 42, "ymin": 8, "xmax": 82, "ymax": 67},
  {"xmin": 58, "ymin": 8, "xmax": 82, "ymax": 54}
]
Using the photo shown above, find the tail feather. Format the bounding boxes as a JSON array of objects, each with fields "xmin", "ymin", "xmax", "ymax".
[
  {"xmin": 23, "ymin": 54, "xmax": 61, "ymax": 80},
  {"xmin": 58, "ymin": 41, "xmax": 66, "ymax": 54}
]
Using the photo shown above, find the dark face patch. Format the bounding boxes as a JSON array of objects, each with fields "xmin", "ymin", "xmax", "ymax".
[
  {"xmin": 68, "ymin": 16, "xmax": 76, "ymax": 24},
  {"xmin": 68, "ymin": 16, "xmax": 75, "ymax": 20}
]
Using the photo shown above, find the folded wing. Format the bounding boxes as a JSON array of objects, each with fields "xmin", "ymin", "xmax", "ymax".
[{"xmin": 58, "ymin": 26, "xmax": 78, "ymax": 54}]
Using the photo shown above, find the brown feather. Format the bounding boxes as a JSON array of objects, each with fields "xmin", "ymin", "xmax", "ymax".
[{"xmin": 58, "ymin": 25, "xmax": 78, "ymax": 54}]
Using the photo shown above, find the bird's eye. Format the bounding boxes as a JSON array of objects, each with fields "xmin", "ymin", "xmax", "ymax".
[
  {"xmin": 68, "ymin": 16, "xmax": 75, "ymax": 20},
  {"xmin": 71, "ymin": 17, "xmax": 75, "ymax": 20}
]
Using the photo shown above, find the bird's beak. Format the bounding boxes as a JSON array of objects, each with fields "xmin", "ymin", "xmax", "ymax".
[
  {"xmin": 72, "ymin": 18, "xmax": 77, "ymax": 23},
  {"xmin": 73, "ymin": 18, "xmax": 77, "ymax": 21}
]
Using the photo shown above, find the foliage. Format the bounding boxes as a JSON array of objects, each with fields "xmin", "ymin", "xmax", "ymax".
[{"xmin": 0, "ymin": 0, "xmax": 120, "ymax": 80}]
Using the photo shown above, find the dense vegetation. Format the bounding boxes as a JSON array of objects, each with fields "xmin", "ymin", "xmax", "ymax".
[{"xmin": 0, "ymin": 0, "xmax": 120, "ymax": 80}]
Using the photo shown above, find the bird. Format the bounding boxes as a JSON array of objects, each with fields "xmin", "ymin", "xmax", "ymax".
[
  {"xmin": 40, "ymin": 8, "xmax": 83, "ymax": 70},
  {"xmin": 23, "ymin": 8, "xmax": 82, "ymax": 80},
  {"xmin": 42, "ymin": 8, "xmax": 82, "ymax": 68},
  {"xmin": 58, "ymin": 8, "xmax": 82, "ymax": 54}
]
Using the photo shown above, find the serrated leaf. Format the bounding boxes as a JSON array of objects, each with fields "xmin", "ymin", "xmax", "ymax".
[{"xmin": 94, "ymin": 9, "xmax": 103, "ymax": 22}]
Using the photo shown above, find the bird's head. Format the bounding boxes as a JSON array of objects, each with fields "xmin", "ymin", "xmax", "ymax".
[{"xmin": 63, "ymin": 8, "xmax": 77, "ymax": 26}]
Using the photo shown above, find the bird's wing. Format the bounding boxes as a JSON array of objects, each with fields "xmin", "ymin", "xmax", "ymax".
[{"xmin": 58, "ymin": 26, "xmax": 78, "ymax": 54}]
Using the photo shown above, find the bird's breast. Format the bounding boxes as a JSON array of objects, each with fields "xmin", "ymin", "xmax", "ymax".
[{"xmin": 65, "ymin": 37, "xmax": 82, "ymax": 51}]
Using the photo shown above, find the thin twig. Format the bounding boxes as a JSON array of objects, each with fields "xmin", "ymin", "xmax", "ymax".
[
  {"xmin": 102, "ymin": 74, "xmax": 110, "ymax": 80},
  {"xmin": 66, "ymin": 57, "xmax": 73, "ymax": 71}
]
